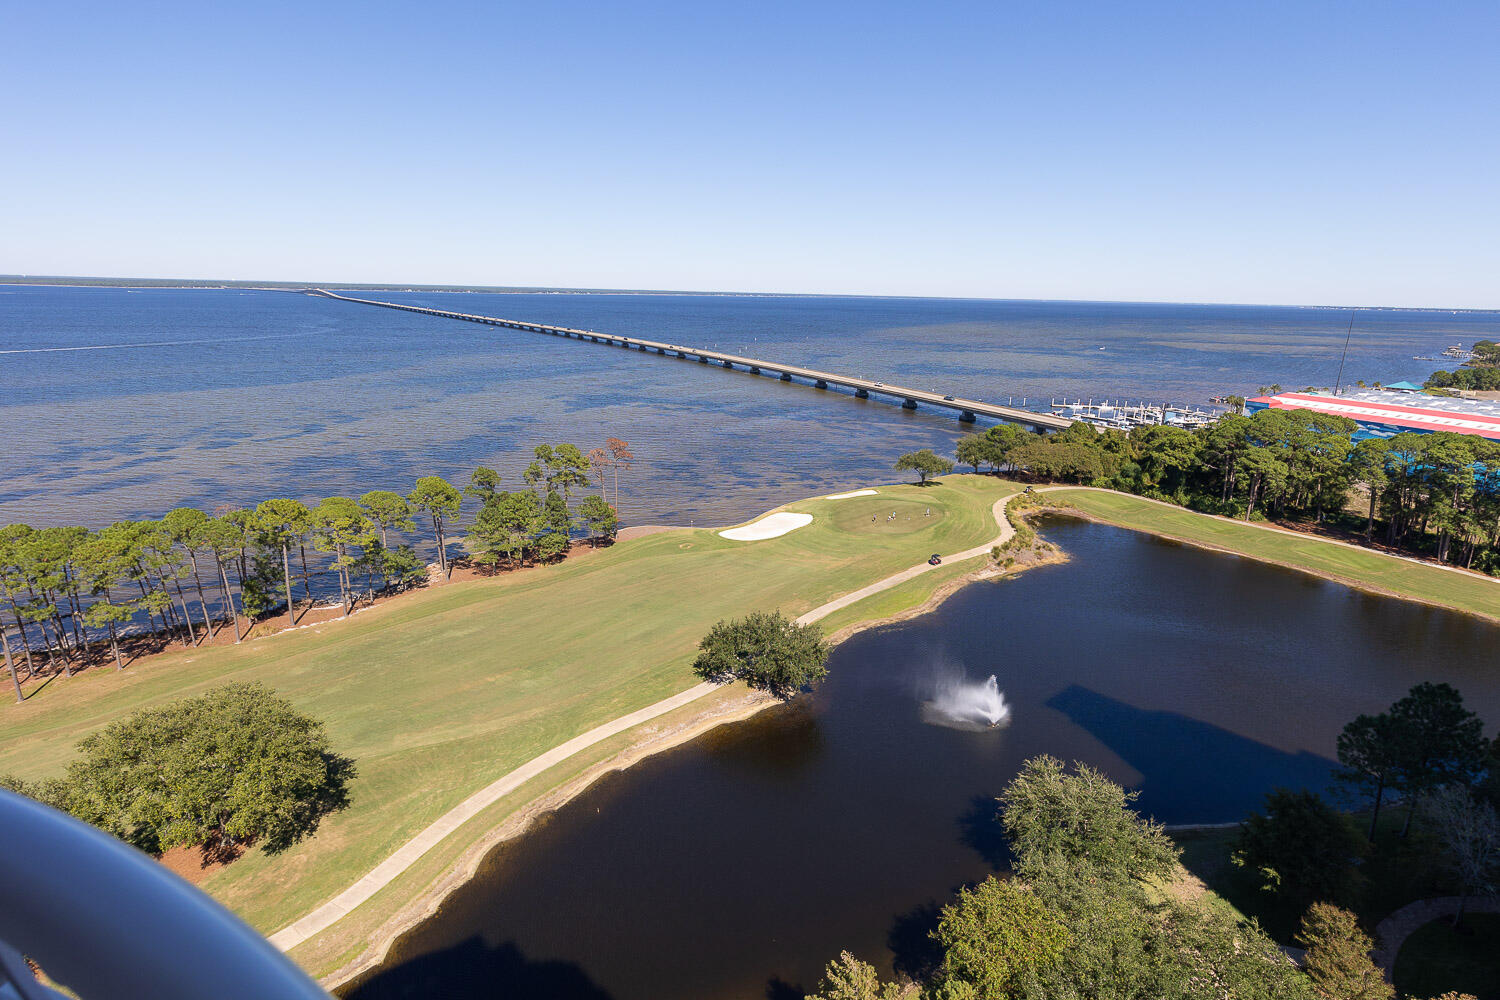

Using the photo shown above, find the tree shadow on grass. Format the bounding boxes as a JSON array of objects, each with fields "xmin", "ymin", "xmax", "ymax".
[
  {"xmin": 261, "ymin": 751, "xmax": 358, "ymax": 854},
  {"xmin": 341, "ymin": 937, "xmax": 613, "ymax": 1000}
]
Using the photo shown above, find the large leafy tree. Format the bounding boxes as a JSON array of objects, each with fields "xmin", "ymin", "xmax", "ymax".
[
  {"xmin": 929, "ymin": 875, "xmax": 1068, "ymax": 998},
  {"xmin": 999, "ymin": 755, "xmax": 1179, "ymax": 881},
  {"xmin": 691, "ymin": 611, "xmax": 829, "ymax": 699},
  {"xmin": 1295, "ymin": 903, "xmax": 1392, "ymax": 1000},
  {"xmin": 18, "ymin": 525, "xmax": 92, "ymax": 674},
  {"xmin": 253, "ymin": 498, "xmax": 311, "ymax": 627},
  {"xmin": 980, "ymin": 423, "xmax": 1030, "ymax": 473},
  {"xmin": 893, "ymin": 449, "xmax": 954, "ymax": 485},
  {"xmin": 1129, "ymin": 424, "xmax": 1200, "ymax": 495},
  {"xmin": 804, "ymin": 952, "xmax": 904, "ymax": 1000},
  {"xmin": 955, "ymin": 433, "xmax": 989, "ymax": 474},
  {"xmin": 408, "ymin": 476, "xmax": 461, "ymax": 579},
  {"xmin": 1233, "ymin": 789, "xmax": 1369, "ymax": 918},
  {"xmin": 1388, "ymin": 682, "xmax": 1489, "ymax": 835},
  {"xmin": 60, "ymin": 683, "xmax": 354, "ymax": 854}
]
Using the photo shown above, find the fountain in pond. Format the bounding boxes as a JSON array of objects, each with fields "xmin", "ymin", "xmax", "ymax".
[{"xmin": 921, "ymin": 673, "xmax": 1010, "ymax": 731}]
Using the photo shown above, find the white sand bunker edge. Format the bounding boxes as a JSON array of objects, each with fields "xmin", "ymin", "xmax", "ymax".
[
  {"xmin": 719, "ymin": 512, "xmax": 814, "ymax": 541},
  {"xmin": 824, "ymin": 489, "xmax": 878, "ymax": 499}
]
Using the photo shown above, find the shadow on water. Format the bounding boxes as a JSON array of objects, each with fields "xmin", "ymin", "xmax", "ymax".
[
  {"xmin": 764, "ymin": 977, "xmax": 805, "ymax": 1000},
  {"xmin": 1046, "ymin": 685, "xmax": 1336, "ymax": 821},
  {"xmin": 956, "ymin": 794, "xmax": 1010, "ymax": 870},
  {"xmin": 886, "ymin": 900, "xmax": 945, "ymax": 983},
  {"xmin": 342, "ymin": 936, "xmax": 613, "ymax": 1000}
]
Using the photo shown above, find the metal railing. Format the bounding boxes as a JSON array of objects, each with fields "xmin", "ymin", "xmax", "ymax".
[{"xmin": 0, "ymin": 789, "xmax": 330, "ymax": 999}]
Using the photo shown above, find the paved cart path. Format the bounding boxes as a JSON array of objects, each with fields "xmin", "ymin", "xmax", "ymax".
[{"xmin": 269, "ymin": 493, "xmax": 1014, "ymax": 952}]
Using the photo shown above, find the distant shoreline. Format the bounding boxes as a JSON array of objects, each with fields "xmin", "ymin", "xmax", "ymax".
[{"xmin": 3, "ymin": 277, "xmax": 1496, "ymax": 313}]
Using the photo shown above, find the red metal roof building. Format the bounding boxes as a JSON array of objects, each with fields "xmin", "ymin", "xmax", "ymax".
[{"xmin": 1246, "ymin": 390, "xmax": 1500, "ymax": 442}]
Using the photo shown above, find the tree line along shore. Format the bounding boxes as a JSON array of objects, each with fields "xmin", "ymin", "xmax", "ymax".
[
  {"xmin": 949, "ymin": 407, "xmax": 1500, "ymax": 575},
  {"xmin": 0, "ymin": 439, "xmax": 635, "ymax": 703}
]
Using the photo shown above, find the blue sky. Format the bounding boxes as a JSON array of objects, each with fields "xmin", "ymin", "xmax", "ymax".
[{"xmin": 3, "ymin": 1, "xmax": 1497, "ymax": 306}]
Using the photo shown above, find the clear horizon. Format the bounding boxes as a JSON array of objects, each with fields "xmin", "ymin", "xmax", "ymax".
[
  {"xmin": 4, "ymin": 1, "xmax": 1498, "ymax": 309},
  {"xmin": 6, "ymin": 274, "xmax": 1499, "ymax": 314}
]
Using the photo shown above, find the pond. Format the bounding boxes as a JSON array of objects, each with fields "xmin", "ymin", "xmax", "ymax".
[{"xmin": 343, "ymin": 518, "xmax": 1500, "ymax": 1000}]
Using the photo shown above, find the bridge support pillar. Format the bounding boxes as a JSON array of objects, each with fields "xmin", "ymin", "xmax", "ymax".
[
  {"xmin": 677, "ymin": 351, "xmax": 687, "ymax": 358},
  {"xmin": 749, "ymin": 366, "xmax": 760, "ymax": 374},
  {"xmin": 722, "ymin": 359, "xmax": 733, "ymax": 368},
  {"xmin": 959, "ymin": 410, "xmax": 977, "ymax": 423},
  {"xmin": 815, "ymin": 379, "xmax": 828, "ymax": 389},
  {"xmin": 779, "ymin": 372, "xmax": 792, "ymax": 381},
  {"xmin": 855, "ymin": 388, "xmax": 869, "ymax": 399},
  {"xmin": 698, "ymin": 356, "xmax": 709, "ymax": 363},
  {"xmin": 903, "ymin": 398, "xmax": 918, "ymax": 410}
]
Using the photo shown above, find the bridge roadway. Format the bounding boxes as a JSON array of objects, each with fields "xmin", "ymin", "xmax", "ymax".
[{"xmin": 314, "ymin": 289, "xmax": 1072, "ymax": 431}]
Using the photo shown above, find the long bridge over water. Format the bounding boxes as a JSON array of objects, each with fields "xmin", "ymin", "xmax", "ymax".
[{"xmin": 313, "ymin": 290, "xmax": 1072, "ymax": 431}]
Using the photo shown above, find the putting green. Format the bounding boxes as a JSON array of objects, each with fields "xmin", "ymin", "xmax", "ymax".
[{"xmin": 831, "ymin": 494, "xmax": 946, "ymax": 536}]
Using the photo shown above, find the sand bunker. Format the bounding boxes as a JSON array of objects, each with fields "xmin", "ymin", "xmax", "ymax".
[
  {"xmin": 824, "ymin": 489, "xmax": 878, "ymax": 499},
  {"xmin": 719, "ymin": 512, "xmax": 814, "ymax": 541}
]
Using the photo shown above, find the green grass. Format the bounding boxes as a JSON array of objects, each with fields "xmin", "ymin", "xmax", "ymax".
[
  {"xmin": 1395, "ymin": 913, "xmax": 1500, "ymax": 1000},
  {"xmin": 0, "ymin": 475, "xmax": 1013, "ymax": 959},
  {"xmin": 1046, "ymin": 489, "xmax": 1500, "ymax": 622}
]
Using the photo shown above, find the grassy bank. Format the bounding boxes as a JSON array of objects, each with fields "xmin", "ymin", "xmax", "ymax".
[
  {"xmin": 0, "ymin": 476, "xmax": 1014, "ymax": 975},
  {"xmin": 1042, "ymin": 488, "xmax": 1500, "ymax": 622}
]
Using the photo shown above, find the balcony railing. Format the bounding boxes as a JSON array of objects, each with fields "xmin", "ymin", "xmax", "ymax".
[{"xmin": 0, "ymin": 789, "xmax": 330, "ymax": 999}]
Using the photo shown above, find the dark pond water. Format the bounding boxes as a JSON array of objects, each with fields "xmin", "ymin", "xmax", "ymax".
[{"xmin": 344, "ymin": 519, "xmax": 1500, "ymax": 1000}]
